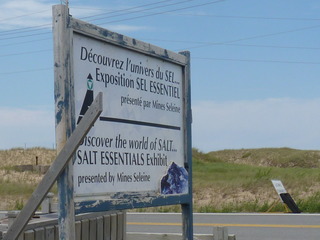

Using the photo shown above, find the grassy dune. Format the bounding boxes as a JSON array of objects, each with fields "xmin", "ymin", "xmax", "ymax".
[
  {"xmin": 1, "ymin": 147, "xmax": 320, "ymax": 212},
  {"xmin": 0, "ymin": 147, "xmax": 56, "ymax": 210},
  {"xmin": 192, "ymin": 148, "xmax": 320, "ymax": 213}
]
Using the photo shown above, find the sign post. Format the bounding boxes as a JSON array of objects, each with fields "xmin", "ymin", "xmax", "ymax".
[
  {"xmin": 53, "ymin": 5, "xmax": 76, "ymax": 239},
  {"xmin": 53, "ymin": 4, "xmax": 193, "ymax": 239},
  {"xmin": 271, "ymin": 179, "xmax": 301, "ymax": 213},
  {"xmin": 180, "ymin": 50, "xmax": 193, "ymax": 239}
]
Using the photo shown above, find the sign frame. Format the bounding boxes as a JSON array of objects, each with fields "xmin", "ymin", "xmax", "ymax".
[{"xmin": 53, "ymin": 4, "xmax": 193, "ymax": 239}]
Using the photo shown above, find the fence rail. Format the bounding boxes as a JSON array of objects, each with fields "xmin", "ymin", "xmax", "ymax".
[{"xmin": 1, "ymin": 210, "xmax": 126, "ymax": 240}]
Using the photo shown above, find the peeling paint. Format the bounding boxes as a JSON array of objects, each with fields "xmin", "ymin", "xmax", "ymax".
[
  {"xmin": 55, "ymin": 100, "xmax": 64, "ymax": 124},
  {"xmin": 116, "ymin": 34, "xmax": 126, "ymax": 46},
  {"xmin": 99, "ymin": 29, "xmax": 110, "ymax": 38},
  {"xmin": 54, "ymin": 91, "xmax": 61, "ymax": 102},
  {"xmin": 163, "ymin": 49, "xmax": 169, "ymax": 58},
  {"xmin": 75, "ymin": 192, "xmax": 189, "ymax": 214}
]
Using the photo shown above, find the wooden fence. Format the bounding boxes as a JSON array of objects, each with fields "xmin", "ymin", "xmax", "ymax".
[{"xmin": 1, "ymin": 210, "xmax": 126, "ymax": 240}]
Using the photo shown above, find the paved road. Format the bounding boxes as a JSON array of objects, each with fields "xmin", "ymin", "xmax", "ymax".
[{"xmin": 127, "ymin": 212, "xmax": 320, "ymax": 240}]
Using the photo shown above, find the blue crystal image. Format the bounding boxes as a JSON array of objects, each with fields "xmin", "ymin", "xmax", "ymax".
[{"xmin": 161, "ymin": 162, "xmax": 188, "ymax": 195}]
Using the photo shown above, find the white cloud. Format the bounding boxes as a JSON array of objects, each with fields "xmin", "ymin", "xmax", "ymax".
[
  {"xmin": 0, "ymin": 107, "xmax": 55, "ymax": 149},
  {"xmin": 3, "ymin": 98, "xmax": 319, "ymax": 151},
  {"xmin": 192, "ymin": 98, "xmax": 320, "ymax": 152},
  {"xmin": 0, "ymin": 0, "xmax": 103, "ymax": 29},
  {"xmin": 0, "ymin": 0, "xmax": 54, "ymax": 29},
  {"xmin": 0, "ymin": 0, "xmax": 150, "ymax": 33}
]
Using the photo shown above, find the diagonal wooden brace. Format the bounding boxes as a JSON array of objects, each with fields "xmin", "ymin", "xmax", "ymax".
[{"xmin": 4, "ymin": 92, "xmax": 103, "ymax": 240}]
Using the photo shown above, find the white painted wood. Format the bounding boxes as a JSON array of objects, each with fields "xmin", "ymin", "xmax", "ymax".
[{"xmin": 70, "ymin": 18, "xmax": 186, "ymax": 65}]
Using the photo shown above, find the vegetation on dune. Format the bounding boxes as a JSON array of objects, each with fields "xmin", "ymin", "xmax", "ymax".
[
  {"xmin": 0, "ymin": 147, "xmax": 56, "ymax": 167},
  {"xmin": 192, "ymin": 148, "xmax": 320, "ymax": 213},
  {"xmin": 206, "ymin": 147, "xmax": 320, "ymax": 168},
  {"xmin": 0, "ymin": 147, "xmax": 320, "ymax": 212}
]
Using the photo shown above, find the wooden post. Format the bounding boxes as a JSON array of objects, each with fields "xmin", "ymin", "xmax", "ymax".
[
  {"xmin": 180, "ymin": 50, "xmax": 193, "ymax": 240},
  {"xmin": 213, "ymin": 226, "xmax": 228, "ymax": 240},
  {"xmin": 7, "ymin": 211, "xmax": 19, "ymax": 228},
  {"xmin": 53, "ymin": 4, "xmax": 75, "ymax": 240},
  {"xmin": 41, "ymin": 192, "xmax": 54, "ymax": 214}
]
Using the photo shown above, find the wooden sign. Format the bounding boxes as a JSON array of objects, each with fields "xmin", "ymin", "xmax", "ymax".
[{"xmin": 53, "ymin": 4, "xmax": 193, "ymax": 239}]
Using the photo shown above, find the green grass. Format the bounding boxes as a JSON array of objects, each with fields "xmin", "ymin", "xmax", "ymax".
[
  {"xmin": 2, "ymin": 147, "xmax": 320, "ymax": 212},
  {"xmin": 196, "ymin": 194, "xmax": 320, "ymax": 213},
  {"xmin": 0, "ymin": 179, "xmax": 37, "ymax": 196},
  {"xmin": 194, "ymin": 158, "xmax": 320, "ymax": 190},
  {"xmin": 134, "ymin": 153, "xmax": 320, "ymax": 213},
  {"xmin": 193, "ymin": 148, "xmax": 320, "ymax": 187},
  {"xmin": 192, "ymin": 148, "xmax": 320, "ymax": 213},
  {"xmin": 206, "ymin": 147, "xmax": 320, "ymax": 168},
  {"xmin": 298, "ymin": 192, "xmax": 320, "ymax": 213}
]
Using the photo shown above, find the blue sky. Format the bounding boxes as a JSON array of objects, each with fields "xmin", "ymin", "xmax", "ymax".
[{"xmin": 0, "ymin": 0, "xmax": 320, "ymax": 152}]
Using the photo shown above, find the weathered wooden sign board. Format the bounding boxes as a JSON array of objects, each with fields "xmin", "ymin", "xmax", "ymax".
[
  {"xmin": 73, "ymin": 33, "xmax": 187, "ymax": 200},
  {"xmin": 53, "ymin": 4, "xmax": 193, "ymax": 239}
]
